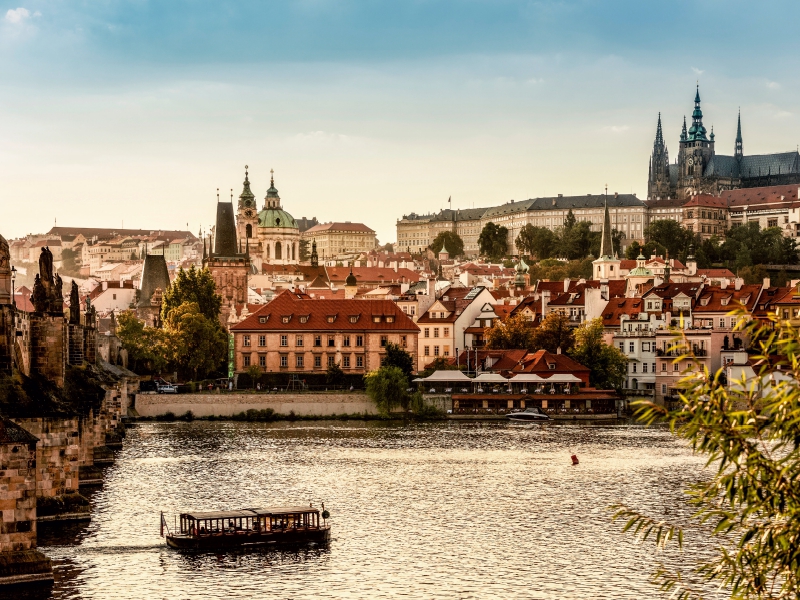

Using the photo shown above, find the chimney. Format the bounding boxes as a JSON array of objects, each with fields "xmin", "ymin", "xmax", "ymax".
[
  {"xmin": 734, "ymin": 278, "xmax": 743, "ymax": 291},
  {"xmin": 763, "ymin": 277, "xmax": 771, "ymax": 289},
  {"xmin": 563, "ymin": 278, "xmax": 570, "ymax": 293},
  {"xmin": 542, "ymin": 289, "xmax": 551, "ymax": 314},
  {"xmin": 720, "ymin": 279, "xmax": 728, "ymax": 290},
  {"xmin": 427, "ymin": 277, "xmax": 435, "ymax": 297},
  {"xmin": 102, "ymin": 281, "xmax": 108, "ymax": 291}
]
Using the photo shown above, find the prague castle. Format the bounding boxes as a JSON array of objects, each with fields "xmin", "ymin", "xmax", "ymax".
[{"xmin": 647, "ymin": 86, "xmax": 800, "ymax": 200}]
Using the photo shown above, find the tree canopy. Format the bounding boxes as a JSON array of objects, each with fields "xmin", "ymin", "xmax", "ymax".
[
  {"xmin": 567, "ymin": 318, "xmax": 627, "ymax": 390},
  {"xmin": 382, "ymin": 342, "xmax": 415, "ymax": 379},
  {"xmin": 365, "ymin": 366, "xmax": 410, "ymax": 414},
  {"xmin": 484, "ymin": 313, "xmax": 534, "ymax": 350},
  {"xmin": 164, "ymin": 301, "xmax": 227, "ymax": 380},
  {"xmin": 478, "ymin": 222, "xmax": 509, "ymax": 260},
  {"xmin": 530, "ymin": 311, "xmax": 574, "ymax": 354},
  {"xmin": 161, "ymin": 265, "xmax": 222, "ymax": 324},
  {"xmin": 430, "ymin": 231, "xmax": 464, "ymax": 257},
  {"xmin": 116, "ymin": 311, "xmax": 169, "ymax": 373},
  {"xmin": 516, "ymin": 225, "xmax": 557, "ymax": 259},
  {"xmin": 615, "ymin": 312, "xmax": 800, "ymax": 598}
]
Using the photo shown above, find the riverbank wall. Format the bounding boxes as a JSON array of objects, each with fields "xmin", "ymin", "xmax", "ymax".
[{"xmin": 134, "ymin": 392, "xmax": 378, "ymax": 418}]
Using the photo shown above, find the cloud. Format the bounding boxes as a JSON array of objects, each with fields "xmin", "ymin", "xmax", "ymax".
[
  {"xmin": 691, "ymin": 67, "xmax": 704, "ymax": 75},
  {"xmin": 5, "ymin": 7, "xmax": 30, "ymax": 23},
  {"xmin": 767, "ymin": 81, "xmax": 781, "ymax": 90}
]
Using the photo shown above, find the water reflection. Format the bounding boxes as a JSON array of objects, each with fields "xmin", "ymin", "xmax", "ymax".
[{"xmin": 37, "ymin": 421, "xmax": 722, "ymax": 599}]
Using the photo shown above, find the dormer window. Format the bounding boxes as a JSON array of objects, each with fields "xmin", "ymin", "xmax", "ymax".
[
  {"xmin": 373, "ymin": 315, "xmax": 381, "ymax": 323},
  {"xmin": 327, "ymin": 315, "xmax": 336, "ymax": 323},
  {"xmin": 548, "ymin": 363, "xmax": 556, "ymax": 370},
  {"xmin": 281, "ymin": 315, "xmax": 291, "ymax": 324},
  {"xmin": 299, "ymin": 315, "xmax": 310, "ymax": 323},
  {"xmin": 386, "ymin": 316, "xmax": 395, "ymax": 323},
  {"xmin": 349, "ymin": 315, "xmax": 360, "ymax": 323}
]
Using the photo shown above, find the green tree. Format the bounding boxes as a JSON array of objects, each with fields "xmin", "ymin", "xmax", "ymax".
[
  {"xmin": 567, "ymin": 318, "xmax": 627, "ymax": 390},
  {"xmin": 116, "ymin": 310, "xmax": 169, "ymax": 373},
  {"xmin": 625, "ymin": 240, "xmax": 643, "ymax": 260},
  {"xmin": 645, "ymin": 219, "xmax": 694, "ymax": 259},
  {"xmin": 365, "ymin": 366, "xmax": 410, "ymax": 414},
  {"xmin": 59, "ymin": 248, "xmax": 81, "ymax": 277},
  {"xmin": 299, "ymin": 238, "xmax": 310, "ymax": 262},
  {"xmin": 478, "ymin": 222, "xmax": 508, "ymax": 260},
  {"xmin": 419, "ymin": 356, "xmax": 460, "ymax": 378},
  {"xmin": 531, "ymin": 311, "xmax": 574, "ymax": 354},
  {"xmin": 164, "ymin": 301, "xmax": 227, "ymax": 380},
  {"xmin": 558, "ymin": 221, "xmax": 593, "ymax": 260},
  {"xmin": 516, "ymin": 225, "xmax": 557, "ymax": 259},
  {"xmin": 161, "ymin": 265, "xmax": 222, "ymax": 324},
  {"xmin": 738, "ymin": 264, "xmax": 768, "ymax": 285},
  {"xmin": 382, "ymin": 343, "xmax": 415, "ymax": 379},
  {"xmin": 326, "ymin": 362, "xmax": 345, "ymax": 386},
  {"xmin": 246, "ymin": 365, "xmax": 262, "ymax": 389},
  {"xmin": 430, "ymin": 231, "xmax": 464, "ymax": 257},
  {"xmin": 484, "ymin": 313, "xmax": 534, "ymax": 350},
  {"xmin": 615, "ymin": 313, "xmax": 800, "ymax": 598}
]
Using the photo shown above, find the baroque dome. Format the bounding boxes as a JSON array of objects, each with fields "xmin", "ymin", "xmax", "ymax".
[{"xmin": 258, "ymin": 208, "xmax": 298, "ymax": 229}]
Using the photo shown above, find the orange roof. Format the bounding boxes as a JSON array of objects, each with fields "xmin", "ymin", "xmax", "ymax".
[
  {"xmin": 682, "ymin": 194, "xmax": 729, "ymax": 208},
  {"xmin": 723, "ymin": 184, "xmax": 800, "ymax": 209},
  {"xmin": 325, "ymin": 266, "xmax": 419, "ymax": 284},
  {"xmin": 601, "ymin": 298, "xmax": 645, "ymax": 327},
  {"xmin": 231, "ymin": 289, "xmax": 419, "ymax": 332},
  {"xmin": 304, "ymin": 222, "xmax": 375, "ymax": 234}
]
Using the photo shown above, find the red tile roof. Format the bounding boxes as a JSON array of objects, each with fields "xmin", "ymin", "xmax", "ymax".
[
  {"xmin": 696, "ymin": 268, "xmax": 736, "ymax": 279},
  {"xmin": 682, "ymin": 194, "xmax": 729, "ymax": 208},
  {"xmin": 231, "ymin": 289, "xmax": 419, "ymax": 332},
  {"xmin": 304, "ymin": 222, "xmax": 376, "ymax": 234},
  {"xmin": 601, "ymin": 298, "xmax": 645, "ymax": 327},
  {"xmin": 325, "ymin": 266, "xmax": 419, "ymax": 284},
  {"xmin": 693, "ymin": 284, "xmax": 761, "ymax": 313},
  {"xmin": 723, "ymin": 184, "xmax": 800, "ymax": 209}
]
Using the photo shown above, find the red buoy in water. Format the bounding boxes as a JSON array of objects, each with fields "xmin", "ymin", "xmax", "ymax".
[{"xmin": 571, "ymin": 454, "xmax": 579, "ymax": 465}]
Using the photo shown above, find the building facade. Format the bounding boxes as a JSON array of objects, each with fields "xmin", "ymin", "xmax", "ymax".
[
  {"xmin": 301, "ymin": 222, "xmax": 377, "ymax": 261},
  {"xmin": 230, "ymin": 290, "xmax": 419, "ymax": 375}
]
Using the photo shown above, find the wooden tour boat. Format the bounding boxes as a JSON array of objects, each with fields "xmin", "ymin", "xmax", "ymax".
[{"xmin": 162, "ymin": 505, "xmax": 331, "ymax": 550}]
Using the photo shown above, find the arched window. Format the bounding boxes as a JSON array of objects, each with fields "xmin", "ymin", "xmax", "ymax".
[
  {"xmin": 275, "ymin": 243, "xmax": 282, "ymax": 260},
  {"xmin": 265, "ymin": 244, "xmax": 270, "ymax": 259},
  {"xmin": 246, "ymin": 224, "xmax": 252, "ymax": 238}
]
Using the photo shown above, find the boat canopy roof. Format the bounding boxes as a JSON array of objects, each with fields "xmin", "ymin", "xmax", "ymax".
[
  {"xmin": 182, "ymin": 506, "xmax": 318, "ymax": 520},
  {"xmin": 508, "ymin": 374, "xmax": 546, "ymax": 382}
]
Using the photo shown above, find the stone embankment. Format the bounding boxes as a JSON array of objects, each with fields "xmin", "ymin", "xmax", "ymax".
[
  {"xmin": 135, "ymin": 391, "xmax": 378, "ymax": 418},
  {"xmin": 0, "ymin": 368, "xmax": 135, "ymax": 589}
]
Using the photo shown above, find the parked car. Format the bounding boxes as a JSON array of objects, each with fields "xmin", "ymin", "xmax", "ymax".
[{"xmin": 157, "ymin": 384, "xmax": 178, "ymax": 394}]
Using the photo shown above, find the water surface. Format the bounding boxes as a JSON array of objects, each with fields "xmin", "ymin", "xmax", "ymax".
[{"xmin": 39, "ymin": 420, "xmax": 721, "ymax": 599}]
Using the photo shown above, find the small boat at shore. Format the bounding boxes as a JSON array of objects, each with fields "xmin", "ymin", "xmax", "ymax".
[
  {"xmin": 506, "ymin": 407, "xmax": 551, "ymax": 422},
  {"xmin": 162, "ymin": 505, "xmax": 331, "ymax": 550}
]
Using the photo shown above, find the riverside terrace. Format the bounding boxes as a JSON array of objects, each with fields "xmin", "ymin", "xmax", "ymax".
[{"xmin": 413, "ymin": 370, "xmax": 620, "ymax": 417}]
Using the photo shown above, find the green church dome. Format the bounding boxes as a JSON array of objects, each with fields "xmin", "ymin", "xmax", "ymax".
[{"xmin": 258, "ymin": 208, "xmax": 298, "ymax": 229}]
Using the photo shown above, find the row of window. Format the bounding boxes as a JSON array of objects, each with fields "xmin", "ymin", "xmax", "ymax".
[
  {"xmin": 423, "ymin": 327, "xmax": 450, "ymax": 338},
  {"xmin": 422, "ymin": 345, "xmax": 450, "ymax": 357},
  {"xmin": 244, "ymin": 334, "xmax": 367, "ymax": 347},
  {"xmin": 243, "ymin": 353, "xmax": 366, "ymax": 369}
]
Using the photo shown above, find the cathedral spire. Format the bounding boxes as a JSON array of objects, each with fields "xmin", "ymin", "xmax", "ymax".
[
  {"xmin": 654, "ymin": 112, "xmax": 664, "ymax": 147},
  {"xmin": 680, "ymin": 116, "xmax": 688, "ymax": 142},
  {"xmin": 735, "ymin": 109, "xmax": 743, "ymax": 159},
  {"xmin": 687, "ymin": 85, "xmax": 708, "ymax": 141},
  {"xmin": 599, "ymin": 191, "xmax": 613, "ymax": 259}
]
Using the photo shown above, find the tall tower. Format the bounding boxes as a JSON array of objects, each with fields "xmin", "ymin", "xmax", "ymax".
[
  {"xmin": 734, "ymin": 110, "xmax": 743, "ymax": 160},
  {"xmin": 647, "ymin": 113, "xmax": 672, "ymax": 200},
  {"xmin": 677, "ymin": 85, "xmax": 715, "ymax": 197},
  {"xmin": 236, "ymin": 165, "xmax": 259, "ymax": 245},
  {"xmin": 592, "ymin": 191, "xmax": 620, "ymax": 280}
]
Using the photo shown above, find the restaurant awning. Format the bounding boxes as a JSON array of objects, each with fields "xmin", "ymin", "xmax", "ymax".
[
  {"xmin": 417, "ymin": 370, "xmax": 472, "ymax": 382},
  {"xmin": 541, "ymin": 374, "xmax": 582, "ymax": 383},
  {"xmin": 508, "ymin": 374, "xmax": 547, "ymax": 382},
  {"xmin": 472, "ymin": 373, "xmax": 508, "ymax": 383}
]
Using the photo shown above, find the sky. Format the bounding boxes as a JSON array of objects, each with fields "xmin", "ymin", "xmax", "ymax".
[{"xmin": 2, "ymin": 1, "xmax": 800, "ymax": 245}]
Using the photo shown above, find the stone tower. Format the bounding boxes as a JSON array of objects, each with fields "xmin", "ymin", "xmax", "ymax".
[
  {"xmin": 204, "ymin": 194, "xmax": 251, "ymax": 326},
  {"xmin": 647, "ymin": 113, "xmax": 672, "ymax": 200},
  {"xmin": 136, "ymin": 252, "xmax": 170, "ymax": 327},
  {"xmin": 236, "ymin": 166, "xmax": 259, "ymax": 249},
  {"xmin": 677, "ymin": 86, "xmax": 715, "ymax": 197}
]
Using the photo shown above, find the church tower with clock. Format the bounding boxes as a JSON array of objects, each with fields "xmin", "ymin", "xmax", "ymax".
[
  {"xmin": 676, "ymin": 86, "xmax": 716, "ymax": 197},
  {"xmin": 236, "ymin": 166, "xmax": 260, "ymax": 251}
]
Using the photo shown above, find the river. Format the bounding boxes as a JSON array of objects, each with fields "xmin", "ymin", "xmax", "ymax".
[{"xmin": 36, "ymin": 420, "xmax": 722, "ymax": 599}]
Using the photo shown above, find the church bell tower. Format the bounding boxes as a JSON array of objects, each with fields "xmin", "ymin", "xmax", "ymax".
[{"xmin": 236, "ymin": 165, "xmax": 259, "ymax": 247}]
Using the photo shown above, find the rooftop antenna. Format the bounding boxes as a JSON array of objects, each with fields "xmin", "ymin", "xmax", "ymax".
[
  {"xmin": 230, "ymin": 188, "xmax": 233, "ymax": 202},
  {"xmin": 217, "ymin": 188, "xmax": 220, "ymax": 202}
]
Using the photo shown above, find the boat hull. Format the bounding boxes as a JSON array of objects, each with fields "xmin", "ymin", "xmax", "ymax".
[
  {"xmin": 506, "ymin": 414, "xmax": 550, "ymax": 422},
  {"xmin": 166, "ymin": 526, "xmax": 331, "ymax": 551}
]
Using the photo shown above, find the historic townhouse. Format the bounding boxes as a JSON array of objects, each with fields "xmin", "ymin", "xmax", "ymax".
[
  {"xmin": 415, "ymin": 286, "xmax": 495, "ymax": 370},
  {"xmin": 230, "ymin": 290, "xmax": 419, "ymax": 375},
  {"xmin": 682, "ymin": 194, "xmax": 729, "ymax": 238}
]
